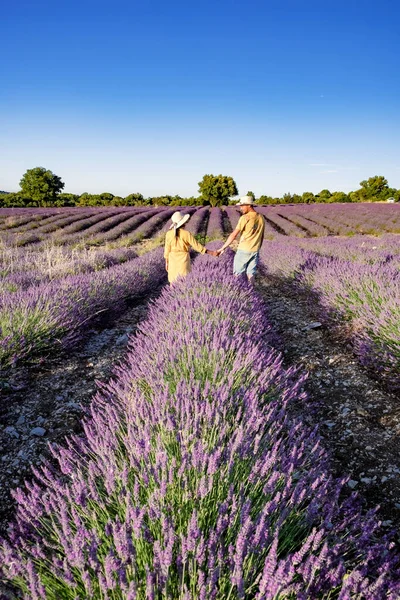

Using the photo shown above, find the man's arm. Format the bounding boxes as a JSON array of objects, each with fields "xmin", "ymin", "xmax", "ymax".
[{"xmin": 217, "ymin": 229, "xmax": 240, "ymax": 254}]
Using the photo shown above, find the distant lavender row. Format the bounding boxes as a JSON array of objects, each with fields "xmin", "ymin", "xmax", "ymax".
[
  {"xmin": 273, "ymin": 203, "xmax": 400, "ymax": 235},
  {"xmin": 0, "ymin": 249, "xmax": 166, "ymax": 369},
  {"xmin": 184, "ymin": 207, "xmax": 209, "ymax": 236},
  {"xmin": 1, "ymin": 250, "xmax": 399, "ymax": 598},
  {"xmin": 259, "ymin": 237, "xmax": 400, "ymax": 389},
  {"xmin": 206, "ymin": 207, "xmax": 224, "ymax": 239}
]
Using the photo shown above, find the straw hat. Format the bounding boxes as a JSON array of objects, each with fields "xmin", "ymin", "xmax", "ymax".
[
  {"xmin": 169, "ymin": 211, "xmax": 190, "ymax": 230},
  {"xmin": 236, "ymin": 195, "xmax": 255, "ymax": 206}
]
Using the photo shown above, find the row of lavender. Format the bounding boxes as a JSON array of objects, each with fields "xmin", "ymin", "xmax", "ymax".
[
  {"xmin": 1, "ymin": 204, "xmax": 399, "ymax": 247},
  {"xmin": 0, "ymin": 208, "xmax": 205, "ymax": 296},
  {"xmin": 0, "ymin": 207, "xmax": 214, "ymax": 369},
  {"xmin": 259, "ymin": 235, "xmax": 400, "ymax": 390},
  {"xmin": 1, "ymin": 250, "xmax": 399, "ymax": 598},
  {"xmin": 0, "ymin": 249, "xmax": 166, "ymax": 370},
  {"xmin": 0, "ymin": 207, "xmax": 177, "ymax": 248}
]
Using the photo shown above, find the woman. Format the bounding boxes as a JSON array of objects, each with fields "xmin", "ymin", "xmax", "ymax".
[{"xmin": 164, "ymin": 211, "xmax": 217, "ymax": 283}]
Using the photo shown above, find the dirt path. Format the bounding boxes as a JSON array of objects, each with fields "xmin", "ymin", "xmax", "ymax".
[
  {"xmin": 257, "ymin": 275, "xmax": 400, "ymax": 537},
  {"xmin": 0, "ymin": 286, "xmax": 164, "ymax": 538}
]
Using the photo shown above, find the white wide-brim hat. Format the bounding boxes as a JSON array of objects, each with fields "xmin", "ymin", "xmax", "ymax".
[
  {"xmin": 169, "ymin": 211, "xmax": 190, "ymax": 229},
  {"xmin": 236, "ymin": 195, "xmax": 255, "ymax": 206}
]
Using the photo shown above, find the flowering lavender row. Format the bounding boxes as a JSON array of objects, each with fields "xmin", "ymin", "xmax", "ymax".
[
  {"xmin": 0, "ymin": 210, "xmax": 77, "ymax": 234},
  {"xmin": 259, "ymin": 237, "xmax": 400, "ymax": 389},
  {"xmin": 257, "ymin": 208, "xmax": 307, "ymax": 237},
  {"xmin": 0, "ymin": 209, "xmax": 68, "ymax": 230},
  {"xmin": 2, "ymin": 210, "xmax": 122, "ymax": 247},
  {"xmin": 0, "ymin": 248, "xmax": 166, "ymax": 369},
  {"xmin": 122, "ymin": 208, "xmax": 176, "ymax": 243},
  {"xmin": 0, "ymin": 247, "xmax": 138, "ymax": 293},
  {"xmin": 274, "ymin": 203, "xmax": 400, "ymax": 235},
  {"xmin": 206, "ymin": 207, "xmax": 224, "ymax": 239},
  {"xmin": 90, "ymin": 208, "xmax": 165, "ymax": 243},
  {"xmin": 1, "ymin": 251, "xmax": 399, "ymax": 598},
  {"xmin": 184, "ymin": 207, "xmax": 209, "ymax": 235},
  {"xmin": 277, "ymin": 212, "xmax": 330, "ymax": 237},
  {"xmin": 52, "ymin": 209, "xmax": 142, "ymax": 245},
  {"xmin": 292, "ymin": 234, "xmax": 400, "ymax": 265}
]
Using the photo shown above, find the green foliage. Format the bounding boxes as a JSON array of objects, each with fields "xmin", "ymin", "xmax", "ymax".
[
  {"xmin": 329, "ymin": 191, "xmax": 351, "ymax": 203},
  {"xmin": 124, "ymin": 193, "xmax": 146, "ymax": 206},
  {"xmin": 317, "ymin": 189, "xmax": 332, "ymax": 202},
  {"xmin": 57, "ymin": 193, "xmax": 79, "ymax": 206},
  {"xmin": 302, "ymin": 192, "xmax": 316, "ymax": 204},
  {"xmin": 19, "ymin": 167, "xmax": 64, "ymax": 206},
  {"xmin": 198, "ymin": 174, "xmax": 238, "ymax": 207}
]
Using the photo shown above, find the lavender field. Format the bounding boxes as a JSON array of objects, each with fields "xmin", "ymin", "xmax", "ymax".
[{"xmin": 1, "ymin": 204, "xmax": 400, "ymax": 599}]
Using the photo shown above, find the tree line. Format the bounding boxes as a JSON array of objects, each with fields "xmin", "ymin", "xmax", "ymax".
[{"xmin": 0, "ymin": 168, "xmax": 398, "ymax": 208}]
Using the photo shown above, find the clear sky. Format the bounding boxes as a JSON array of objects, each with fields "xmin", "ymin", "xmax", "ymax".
[{"xmin": 1, "ymin": 0, "xmax": 400, "ymax": 198}]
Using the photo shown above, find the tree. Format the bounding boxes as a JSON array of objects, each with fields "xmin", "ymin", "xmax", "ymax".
[
  {"xmin": 359, "ymin": 175, "xmax": 389, "ymax": 200},
  {"xmin": 317, "ymin": 189, "xmax": 332, "ymax": 202},
  {"xmin": 57, "ymin": 193, "xmax": 79, "ymax": 206},
  {"xmin": 19, "ymin": 167, "xmax": 64, "ymax": 206},
  {"xmin": 198, "ymin": 174, "xmax": 238, "ymax": 207},
  {"xmin": 246, "ymin": 190, "xmax": 256, "ymax": 201},
  {"xmin": 124, "ymin": 193, "xmax": 146, "ymax": 206},
  {"xmin": 329, "ymin": 191, "xmax": 351, "ymax": 203},
  {"xmin": 302, "ymin": 192, "xmax": 316, "ymax": 204}
]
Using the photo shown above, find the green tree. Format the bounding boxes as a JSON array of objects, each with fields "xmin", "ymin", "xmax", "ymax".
[
  {"xmin": 302, "ymin": 192, "xmax": 316, "ymax": 204},
  {"xmin": 19, "ymin": 167, "xmax": 64, "ymax": 206},
  {"xmin": 246, "ymin": 190, "xmax": 256, "ymax": 201},
  {"xmin": 257, "ymin": 195, "xmax": 275, "ymax": 205},
  {"xmin": 329, "ymin": 191, "xmax": 351, "ymax": 203},
  {"xmin": 198, "ymin": 174, "xmax": 238, "ymax": 207},
  {"xmin": 124, "ymin": 193, "xmax": 146, "ymax": 206},
  {"xmin": 359, "ymin": 175, "xmax": 389, "ymax": 200},
  {"xmin": 316, "ymin": 189, "xmax": 332, "ymax": 202},
  {"xmin": 57, "ymin": 193, "xmax": 79, "ymax": 206}
]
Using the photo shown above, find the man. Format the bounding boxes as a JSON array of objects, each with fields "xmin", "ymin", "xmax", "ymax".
[{"xmin": 216, "ymin": 196, "xmax": 265, "ymax": 280}]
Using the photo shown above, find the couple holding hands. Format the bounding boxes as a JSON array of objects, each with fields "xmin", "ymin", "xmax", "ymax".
[{"xmin": 164, "ymin": 196, "xmax": 265, "ymax": 284}]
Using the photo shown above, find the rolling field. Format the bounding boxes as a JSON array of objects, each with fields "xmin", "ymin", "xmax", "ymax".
[{"xmin": 1, "ymin": 204, "xmax": 400, "ymax": 599}]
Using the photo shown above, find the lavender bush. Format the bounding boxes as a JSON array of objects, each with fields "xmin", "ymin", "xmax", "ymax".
[
  {"xmin": 1, "ymin": 251, "xmax": 399, "ymax": 598},
  {"xmin": 259, "ymin": 238, "xmax": 400, "ymax": 389},
  {"xmin": 206, "ymin": 207, "xmax": 224, "ymax": 239},
  {"xmin": 0, "ymin": 248, "xmax": 166, "ymax": 368}
]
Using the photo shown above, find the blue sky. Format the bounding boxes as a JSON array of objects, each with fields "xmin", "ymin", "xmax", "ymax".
[{"xmin": 1, "ymin": 0, "xmax": 399, "ymax": 197}]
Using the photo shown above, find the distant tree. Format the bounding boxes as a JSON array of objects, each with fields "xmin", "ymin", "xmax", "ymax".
[
  {"xmin": 291, "ymin": 194, "xmax": 302, "ymax": 204},
  {"xmin": 198, "ymin": 174, "xmax": 238, "ymax": 207},
  {"xmin": 57, "ymin": 193, "xmax": 79, "ymax": 206},
  {"xmin": 111, "ymin": 196, "xmax": 125, "ymax": 206},
  {"xmin": 256, "ymin": 195, "xmax": 275, "ymax": 205},
  {"xmin": 19, "ymin": 167, "xmax": 64, "ymax": 206},
  {"xmin": 246, "ymin": 190, "xmax": 256, "ymax": 201},
  {"xmin": 316, "ymin": 189, "xmax": 332, "ymax": 202},
  {"xmin": 302, "ymin": 192, "xmax": 316, "ymax": 204},
  {"xmin": 152, "ymin": 196, "xmax": 172, "ymax": 206},
  {"xmin": 329, "ymin": 191, "xmax": 351, "ymax": 203},
  {"xmin": 99, "ymin": 192, "xmax": 114, "ymax": 205},
  {"xmin": 281, "ymin": 193, "xmax": 293, "ymax": 204},
  {"xmin": 124, "ymin": 193, "xmax": 146, "ymax": 206},
  {"xmin": 359, "ymin": 175, "xmax": 389, "ymax": 200}
]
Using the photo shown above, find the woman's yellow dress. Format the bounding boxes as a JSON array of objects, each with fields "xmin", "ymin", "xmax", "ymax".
[{"xmin": 164, "ymin": 228, "xmax": 206, "ymax": 283}]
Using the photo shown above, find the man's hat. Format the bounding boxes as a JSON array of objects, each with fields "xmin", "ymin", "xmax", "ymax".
[
  {"xmin": 236, "ymin": 196, "xmax": 255, "ymax": 206},
  {"xmin": 169, "ymin": 211, "xmax": 190, "ymax": 229}
]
